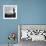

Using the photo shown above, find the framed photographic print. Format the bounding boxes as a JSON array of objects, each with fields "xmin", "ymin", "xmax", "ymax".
[
  {"xmin": 18, "ymin": 24, "xmax": 46, "ymax": 41},
  {"xmin": 3, "ymin": 5, "xmax": 17, "ymax": 19}
]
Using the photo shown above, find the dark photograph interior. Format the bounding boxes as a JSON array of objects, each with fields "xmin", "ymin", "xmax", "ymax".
[{"xmin": 5, "ymin": 7, "xmax": 16, "ymax": 18}]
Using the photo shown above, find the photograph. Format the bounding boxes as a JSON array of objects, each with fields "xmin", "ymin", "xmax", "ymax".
[
  {"xmin": 3, "ymin": 5, "xmax": 17, "ymax": 19},
  {"xmin": 18, "ymin": 25, "xmax": 46, "ymax": 41},
  {"xmin": 18, "ymin": 25, "xmax": 46, "ymax": 46}
]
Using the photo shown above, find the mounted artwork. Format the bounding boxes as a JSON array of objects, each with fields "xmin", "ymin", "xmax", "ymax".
[
  {"xmin": 3, "ymin": 5, "xmax": 17, "ymax": 19},
  {"xmin": 18, "ymin": 25, "xmax": 46, "ymax": 41}
]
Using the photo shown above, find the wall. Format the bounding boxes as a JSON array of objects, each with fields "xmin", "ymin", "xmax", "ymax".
[
  {"xmin": 0, "ymin": 0, "xmax": 46, "ymax": 44},
  {"xmin": 0, "ymin": 0, "xmax": 22, "ymax": 44},
  {"xmin": 20, "ymin": 0, "xmax": 46, "ymax": 24}
]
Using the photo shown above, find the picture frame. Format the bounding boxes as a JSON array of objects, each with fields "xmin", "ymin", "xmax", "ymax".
[
  {"xmin": 18, "ymin": 24, "xmax": 46, "ymax": 41},
  {"xmin": 3, "ymin": 5, "xmax": 17, "ymax": 19}
]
